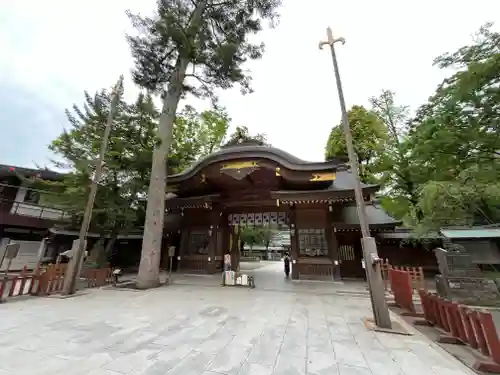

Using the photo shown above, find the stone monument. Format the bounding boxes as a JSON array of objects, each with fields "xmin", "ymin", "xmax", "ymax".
[{"xmin": 434, "ymin": 246, "xmax": 500, "ymax": 303}]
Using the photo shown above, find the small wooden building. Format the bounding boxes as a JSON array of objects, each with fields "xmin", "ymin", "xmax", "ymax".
[
  {"xmin": 0, "ymin": 164, "xmax": 67, "ymax": 270},
  {"xmin": 164, "ymin": 140, "xmax": 399, "ymax": 280}
]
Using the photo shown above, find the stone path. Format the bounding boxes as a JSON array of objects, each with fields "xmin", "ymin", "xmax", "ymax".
[
  {"xmin": 0, "ymin": 263, "xmax": 476, "ymax": 375},
  {"xmin": 173, "ymin": 261, "xmax": 369, "ymax": 296}
]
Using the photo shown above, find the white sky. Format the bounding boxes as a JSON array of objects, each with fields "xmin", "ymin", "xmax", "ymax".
[{"xmin": 0, "ymin": 0, "xmax": 499, "ymax": 166}]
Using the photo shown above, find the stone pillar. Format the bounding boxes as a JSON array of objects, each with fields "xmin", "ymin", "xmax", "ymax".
[{"xmin": 289, "ymin": 206, "xmax": 299, "ymax": 280}]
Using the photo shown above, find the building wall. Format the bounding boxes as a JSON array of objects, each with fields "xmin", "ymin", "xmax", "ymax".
[
  {"xmin": 377, "ymin": 241, "xmax": 439, "ymax": 274},
  {"xmin": 0, "ymin": 228, "xmax": 47, "ymax": 271}
]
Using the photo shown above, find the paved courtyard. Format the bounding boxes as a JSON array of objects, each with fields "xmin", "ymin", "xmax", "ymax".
[{"xmin": 0, "ymin": 263, "xmax": 476, "ymax": 375}]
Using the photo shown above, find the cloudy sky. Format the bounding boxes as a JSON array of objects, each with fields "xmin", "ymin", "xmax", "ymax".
[{"xmin": 0, "ymin": 1, "xmax": 498, "ymax": 168}]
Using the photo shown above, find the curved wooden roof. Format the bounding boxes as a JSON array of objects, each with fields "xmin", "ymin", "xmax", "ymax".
[{"xmin": 168, "ymin": 143, "xmax": 346, "ymax": 183}]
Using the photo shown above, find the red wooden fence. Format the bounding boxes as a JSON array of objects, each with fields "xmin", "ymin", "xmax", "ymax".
[
  {"xmin": 82, "ymin": 268, "xmax": 113, "ymax": 288},
  {"xmin": 37, "ymin": 264, "xmax": 67, "ymax": 296},
  {"xmin": 419, "ymin": 290, "xmax": 500, "ymax": 373},
  {"xmin": 0, "ymin": 264, "xmax": 114, "ymax": 302},
  {"xmin": 0, "ymin": 266, "xmax": 40, "ymax": 299},
  {"xmin": 382, "ymin": 259, "xmax": 425, "ymax": 292},
  {"xmin": 388, "ymin": 268, "xmax": 417, "ymax": 315}
]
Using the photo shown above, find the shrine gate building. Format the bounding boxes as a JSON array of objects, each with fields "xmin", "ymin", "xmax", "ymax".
[{"xmin": 164, "ymin": 140, "xmax": 399, "ymax": 281}]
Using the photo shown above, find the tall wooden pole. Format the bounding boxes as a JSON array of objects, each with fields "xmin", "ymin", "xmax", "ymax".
[
  {"xmin": 319, "ymin": 28, "xmax": 392, "ymax": 329},
  {"xmin": 61, "ymin": 77, "xmax": 123, "ymax": 295}
]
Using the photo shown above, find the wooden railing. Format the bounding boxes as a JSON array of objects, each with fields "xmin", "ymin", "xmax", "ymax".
[
  {"xmin": 297, "ymin": 259, "xmax": 334, "ymax": 280},
  {"xmin": 37, "ymin": 263, "xmax": 67, "ymax": 295},
  {"xmin": 419, "ymin": 290, "xmax": 500, "ymax": 372},
  {"xmin": 181, "ymin": 257, "xmax": 207, "ymax": 272},
  {"xmin": 0, "ymin": 264, "xmax": 114, "ymax": 301},
  {"xmin": 0, "ymin": 198, "xmax": 70, "ymax": 221},
  {"xmin": 381, "ymin": 259, "xmax": 425, "ymax": 292},
  {"xmin": 388, "ymin": 269, "xmax": 417, "ymax": 315},
  {"xmin": 82, "ymin": 268, "xmax": 113, "ymax": 288},
  {"xmin": 0, "ymin": 267, "xmax": 40, "ymax": 299}
]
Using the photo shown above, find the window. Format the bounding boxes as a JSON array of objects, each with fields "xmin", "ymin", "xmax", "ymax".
[
  {"xmin": 298, "ymin": 228, "xmax": 328, "ymax": 257},
  {"xmin": 339, "ymin": 245, "xmax": 355, "ymax": 260},
  {"xmin": 24, "ymin": 189, "xmax": 40, "ymax": 204},
  {"xmin": 186, "ymin": 230, "xmax": 209, "ymax": 255}
]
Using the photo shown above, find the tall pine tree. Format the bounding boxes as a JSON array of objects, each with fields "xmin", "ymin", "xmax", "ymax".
[{"xmin": 127, "ymin": 0, "xmax": 282, "ymax": 288}]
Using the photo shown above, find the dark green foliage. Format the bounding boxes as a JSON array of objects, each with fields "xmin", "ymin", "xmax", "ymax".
[
  {"xmin": 325, "ymin": 105, "xmax": 388, "ymax": 183},
  {"xmin": 323, "ymin": 23, "xmax": 500, "ymax": 233},
  {"xmin": 35, "ymin": 83, "xmax": 232, "ymax": 234},
  {"xmin": 408, "ymin": 23, "xmax": 500, "ymax": 232},
  {"xmin": 171, "ymin": 105, "xmax": 230, "ymax": 171},
  {"xmin": 223, "ymin": 125, "xmax": 267, "ymax": 147},
  {"xmin": 46, "ymin": 84, "xmax": 158, "ymax": 234},
  {"xmin": 127, "ymin": 0, "xmax": 282, "ymax": 99}
]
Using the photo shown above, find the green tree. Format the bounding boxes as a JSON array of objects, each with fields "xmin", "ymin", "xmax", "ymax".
[
  {"xmin": 417, "ymin": 164, "xmax": 500, "ymax": 232},
  {"xmin": 408, "ymin": 23, "xmax": 500, "ymax": 231},
  {"xmin": 171, "ymin": 105, "xmax": 229, "ymax": 172},
  {"xmin": 260, "ymin": 226, "xmax": 275, "ymax": 252},
  {"xmin": 127, "ymin": 0, "xmax": 282, "ymax": 288},
  {"xmin": 325, "ymin": 105, "xmax": 388, "ymax": 182},
  {"xmin": 240, "ymin": 226, "xmax": 265, "ymax": 257},
  {"xmin": 34, "ymin": 84, "xmax": 231, "ymax": 265},
  {"xmin": 224, "ymin": 125, "xmax": 267, "ymax": 146},
  {"xmin": 39, "ymin": 83, "xmax": 156, "ymax": 264},
  {"xmin": 369, "ymin": 90, "xmax": 421, "ymax": 221}
]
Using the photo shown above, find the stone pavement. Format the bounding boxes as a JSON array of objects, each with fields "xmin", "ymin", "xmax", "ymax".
[
  {"xmin": 0, "ymin": 263, "xmax": 476, "ymax": 375},
  {"xmin": 169, "ymin": 261, "xmax": 370, "ymax": 296}
]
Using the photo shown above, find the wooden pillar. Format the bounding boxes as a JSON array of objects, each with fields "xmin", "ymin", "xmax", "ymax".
[
  {"xmin": 218, "ymin": 212, "xmax": 229, "ymax": 271},
  {"xmin": 289, "ymin": 206, "xmax": 299, "ymax": 280},
  {"xmin": 330, "ymin": 228, "xmax": 341, "ymax": 281},
  {"xmin": 325, "ymin": 206, "xmax": 341, "ymax": 281},
  {"xmin": 178, "ymin": 225, "xmax": 189, "ymax": 271},
  {"xmin": 207, "ymin": 209, "xmax": 221, "ymax": 274}
]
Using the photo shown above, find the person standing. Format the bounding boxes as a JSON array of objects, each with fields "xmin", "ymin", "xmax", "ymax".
[
  {"xmin": 222, "ymin": 250, "xmax": 232, "ymax": 285},
  {"xmin": 224, "ymin": 251, "xmax": 231, "ymax": 271},
  {"xmin": 283, "ymin": 252, "xmax": 291, "ymax": 278}
]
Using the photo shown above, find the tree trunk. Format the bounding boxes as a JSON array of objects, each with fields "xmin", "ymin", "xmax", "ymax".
[
  {"xmin": 136, "ymin": 60, "xmax": 189, "ymax": 288},
  {"xmin": 88, "ymin": 238, "xmax": 105, "ymax": 265},
  {"xmin": 136, "ymin": 1, "xmax": 208, "ymax": 289},
  {"xmin": 101, "ymin": 234, "xmax": 117, "ymax": 267},
  {"xmin": 230, "ymin": 226, "xmax": 241, "ymax": 272}
]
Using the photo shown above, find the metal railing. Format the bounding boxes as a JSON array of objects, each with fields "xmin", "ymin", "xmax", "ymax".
[{"xmin": 0, "ymin": 198, "xmax": 70, "ymax": 221}]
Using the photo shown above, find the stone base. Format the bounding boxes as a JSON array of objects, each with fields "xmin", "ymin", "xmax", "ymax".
[
  {"xmin": 401, "ymin": 311, "xmax": 425, "ymax": 318},
  {"xmin": 413, "ymin": 319, "xmax": 433, "ymax": 326},
  {"xmin": 474, "ymin": 361, "xmax": 500, "ymax": 373},
  {"xmin": 134, "ymin": 279, "xmax": 161, "ymax": 290},
  {"xmin": 438, "ymin": 335, "xmax": 464, "ymax": 345},
  {"xmin": 363, "ymin": 317, "xmax": 413, "ymax": 336},
  {"xmin": 45, "ymin": 290, "xmax": 91, "ymax": 299}
]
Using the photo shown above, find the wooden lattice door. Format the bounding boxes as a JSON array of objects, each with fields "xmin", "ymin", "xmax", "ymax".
[{"xmin": 337, "ymin": 234, "xmax": 365, "ymax": 279}]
